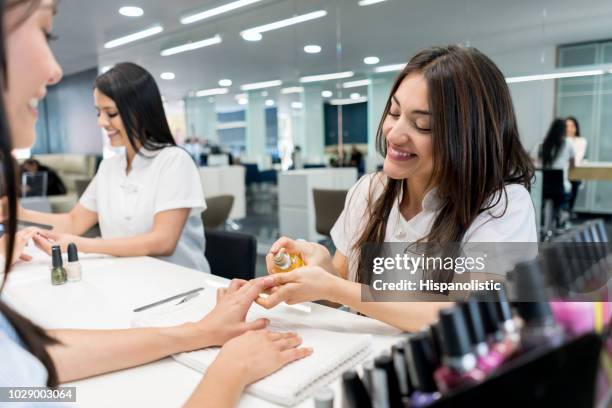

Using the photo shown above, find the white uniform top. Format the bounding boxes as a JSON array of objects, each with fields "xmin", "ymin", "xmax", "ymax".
[
  {"xmin": 330, "ymin": 173, "xmax": 537, "ymax": 281},
  {"xmin": 80, "ymin": 146, "xmax": 210, "ymax": 273},
  {"xmin": 532, "ymin": 139, "xmax": 576, "ymax": 193},
  {"xmin": 567, "ymin": 136, "xmax": 587, "ymax": 166}
]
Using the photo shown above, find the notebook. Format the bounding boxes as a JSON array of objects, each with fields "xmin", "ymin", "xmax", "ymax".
[{"xmin": 132, "ymin": 294, "xmax": 372, "ymax": 406}]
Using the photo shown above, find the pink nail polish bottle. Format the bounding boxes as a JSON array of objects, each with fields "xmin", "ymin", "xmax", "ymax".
[
  {"xmin": 460, "ymin": 299, "xmax": 505, "ymax": 374},
  {"xmin": 433, "ymin": 307, "xmax": 486, "ymax": 393}
]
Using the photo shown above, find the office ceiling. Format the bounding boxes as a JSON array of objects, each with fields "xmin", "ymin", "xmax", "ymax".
[{"xmin": 50, "ymin": 0, "xmax": 612, "ymax": 110}]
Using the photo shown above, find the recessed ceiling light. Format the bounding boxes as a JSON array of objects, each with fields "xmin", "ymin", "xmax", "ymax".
[
  {"xmin": 265, "ymin": 99, "xmax": 275, "ymax": 107},
  {"xmin": 238, "ymin": 97, "xmax": 248, "ymax": 105},
  {"xmin": 291, "ymin": 101, "xmax": 303, "ymax": 109},
  {"xmin": 242, "ymin": 32, "xmax": 262, "ymax": 42},
  {"xmin": 350, "ymin": 93, "xmax": 361, "ymax": 99},
  {"xmin": 321, "ymin": 90, "xmax": 333, "ymax": 98},
  {"xmin": 119, "ymin": 6, "xmax": 144, "ymax": 17},
  {"xmin": 160, "ymin": 72, "xmax": 175, "ymax": 80},
  {"xmin": 160, "ymin": 35, "xmax": 222, "ymax": 57},
  {"xmin": 181, "ymin": 0, "xmax": 263, "ymax": 25},
  {"xmin": 219, "ymin": 79, "xmax": 232, "ymax": 87},
  {"xmin": 104, "ymin": 25, "xmax": 163, "ymax": 49},
  {"xmin": 304, "ymin": 45, "xmax": 322, "ymax": 54},
  {"xmin": 363, "ymin": 56, "xmax": 380, "ymax": 65}
]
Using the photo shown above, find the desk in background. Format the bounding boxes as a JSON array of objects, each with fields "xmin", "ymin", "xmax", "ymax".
[
  {"xmin": 198, "ymin": 165, "xmax": 246, "ymax": 220},
  {"xmin": 278, "ymin": 168, "xmax": 358, "ymax": 242},
  {"xmin": 3, "ymin": 249, "xmax": 400, "ymax": 408},
  {"xmin": 570, "ymin": 162, "xmax": 612, "ymax": 181}
]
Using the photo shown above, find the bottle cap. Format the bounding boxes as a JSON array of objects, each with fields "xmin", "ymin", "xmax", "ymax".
[
  {"xmin": 341, "ymin": 370, "xmax": 371, "ymax": 408},
  {"xmin": 406, "ymin": 331, "xmax": 439, "ymax": 393},
  {"xmin": 475, "ymin": 291, "xmax": 503, "ymax": 337},
  {"xmin": 51, "ymin": 245, "xmax": 63, "ymax": 268},
  {"xmin": 460, "ymin": 298, "xmax": 486, "ymax": 346},
  {"xmin": 438, "ymin": 307, "xmax": 472, "ymax": 358},
  {"xmin": 272, "ymin": 249, "xmax": 291, "ymax": 269},
  {"xmin": 374, "ymin": 355, "xmax": 402, "ymax": 407},
  {"xmin": 67, "ymin": 243, "xmax": 79, "ymax": 262},
  {"xmin": 429, "ymin": 321, "xmax": 444, "ymax": 358}
]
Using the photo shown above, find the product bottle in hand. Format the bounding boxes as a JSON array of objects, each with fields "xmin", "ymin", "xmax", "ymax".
[{"xmin": 271, "ymin": 248, "xmax": 304, "ymax": 273}]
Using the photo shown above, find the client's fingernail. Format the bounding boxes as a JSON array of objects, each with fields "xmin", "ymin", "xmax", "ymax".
[{"xmin": 263, "ymin": 276, "xmax": 275, "ymax": 285}]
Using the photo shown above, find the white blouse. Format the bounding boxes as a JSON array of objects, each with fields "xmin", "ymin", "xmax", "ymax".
[
  {"xmin": 330, "ymin": 173, "xmax": 538, "ymax": 281},
  {"xmin": 80, "ymin": 146, "xmax": 210, "ymax": 273}
]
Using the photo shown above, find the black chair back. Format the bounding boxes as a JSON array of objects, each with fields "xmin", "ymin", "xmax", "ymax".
[
  {"xmin": 541, "ymin": 168, "xmax": 565, "ymax": 204},
  {"xmin": 204, "ymin": 230, "xmax": 256, "ymax": 280}
]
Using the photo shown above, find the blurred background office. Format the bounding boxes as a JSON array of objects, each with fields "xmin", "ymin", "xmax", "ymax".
[{"xmin": 19, "ymin": 0, "xmax": 612, "ymax": 276}]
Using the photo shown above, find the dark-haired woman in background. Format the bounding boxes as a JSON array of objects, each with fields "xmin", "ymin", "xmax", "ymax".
[
  {"xmin": 258, "ymin": 45, "xmax": 537, "ymax": 331},
  {"xmin": 533, "ymin": 118, "xmax": 576, "ymax": 206},
  {"xmin": 0, "ymin": 1, "xmax": 310, "ymax": 405},
  {"xmin": 18, "ymin": 62, "xmax": 209, "ymax": 272},
  {"xmin": 566, "ymin": 116, "xmax": 586, "ymax": 214}
]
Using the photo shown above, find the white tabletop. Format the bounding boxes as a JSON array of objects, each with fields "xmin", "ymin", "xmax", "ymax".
[{"xmin": 2, "ymin": 247, "xmax": 402, "ymax": 408}]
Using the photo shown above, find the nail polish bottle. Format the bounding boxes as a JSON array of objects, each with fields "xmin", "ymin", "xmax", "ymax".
[
  {"xmin": 460, "ymin": 299, "xmax": 504, "ymax": 374},
  {"xmin": 478, "ymin": 295, "xmax": 513, "ymax": 359},
  {"xmin": 50, "ymin": 245, "xmax": 67, "ymax": 285},
  {"xmin": 493, "ymin": 287, "xmax": 520, "ymax": 356},
  {"xmin": 342, "ymin": 370, "xmax": 372, "ymax": 408},
  {"xmin": 406, "ymin": 331, "xmax": 441, "ymax": 407},
  {"xmin": 314, "ymin": 387, "xmax": 335, "ymax": 408},
  {"xmin": 513, "ymin": 261, "xmax": 565, "ymax": 351},
  {"xmin": 271, "ymin": 248, "xmax": 304, "ymax": 273},
  {"xmin": 373, "ymin": 355, "xmax": 403, "ymax": 408},
  {"xmin": 391, "ymin": 341, "xmax": 412, "ymax": 401},
  {"xmin": 433, "ymin": 307, "xmax": 486, "ymax": 393},
  {"xmin": 66, "ymin": 243, "xmax": 82, "ymax": 282},
  {"xmin": 361, "ymin": 359, "xmax": 375, "ymax": 398}
]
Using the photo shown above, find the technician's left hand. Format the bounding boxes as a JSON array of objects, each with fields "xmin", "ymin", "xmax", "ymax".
[
  {"xmin": 32, "ymin": 230, "xmax": 81, "ymax": 254},
  {"xmin": 256, "ymin": 266, "xmax": 341, "ymax": 308}
]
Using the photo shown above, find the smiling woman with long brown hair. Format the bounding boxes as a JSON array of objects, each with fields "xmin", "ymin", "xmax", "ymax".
[
  {"xmin": 0, "ymin": 1, "xmax": 310, "ymax": 406},
  {"xmin": 261, "ymin": 45, "xmax": 537, "ymax": 331}
]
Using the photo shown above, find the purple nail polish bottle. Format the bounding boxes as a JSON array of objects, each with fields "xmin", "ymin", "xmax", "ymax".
[
  {"xmin": 406, "ymin": 331, "xmax": 440, "ymax": 407},
  {"xmin": 433, "ymin": 307, "xmax": 486, "ymax": 393},
  {"xmin": 460, "ymin": 299, "xmax": 504, "ymax": 374},
  {"xmin": 478, "ymin": 296, "xmax": 514, "ymax": 359}
]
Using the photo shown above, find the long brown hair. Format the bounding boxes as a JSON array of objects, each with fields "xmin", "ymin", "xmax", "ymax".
[
  {"xmin": 0, "ymin": 0, "xmax": 59, "ymax": 387},
  {"xmin": 355, "ymin": 45, "xmax": 534, "ymax": 284}
]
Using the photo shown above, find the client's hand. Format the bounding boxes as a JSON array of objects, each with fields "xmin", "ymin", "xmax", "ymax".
[
  {"xmin": 209, "ymin": 329, "xmax": 312, "ymax": 388},
  {"xmin": 0, "ymin": 227, "xmax": 37, "ymax": 264},
  {"xmin": 32, "ymin": 229, "xmax": 81, "ymax": 254},
  {"xmin": 266, "ymin": 236, "xmax": 334, "ymax": 275},
  {"xmin": 194, "ymin": 277, "xmax": 276, "ymax": 348},
  {"xmin": 257, "ymin": 266, "xmax": 341, "ymax": 309}
]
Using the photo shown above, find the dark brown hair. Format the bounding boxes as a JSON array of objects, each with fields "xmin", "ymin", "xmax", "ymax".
[
  {"xmin": 354, "ymin": 45, "xmax": 534, "ymax": 284},
  {"xmin": 0, "ymin": 0, "xmax": 59, "ymax": 387}
]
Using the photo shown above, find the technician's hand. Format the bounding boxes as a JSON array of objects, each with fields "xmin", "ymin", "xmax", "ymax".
[
  {"xmin": 266, "ymin": 236, "xmax": 334, "ymax": 274},
  {"xmin": 194, "ymin": 277, "xmax": 276, "ymax": 348},
  {"xmin": 32, "ymin": 229, "xmax": 81, "ymax": 254},
  {"xmin": 257, "ymin": 266, "xmax": 341, "ymax": 308}
]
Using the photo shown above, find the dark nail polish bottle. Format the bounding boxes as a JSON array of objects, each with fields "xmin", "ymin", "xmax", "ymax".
[
  {"xmin": 342, "ymin": 370, "xmax": 372, "ymax": 408},
  {"xmin": 406, "ymin": 331, "xmax": 441, "ymax": 407},
  {"xmin": 513, "ymin": 261, "xmax": 565, "ymax": 351},
  {"xmin": 433, "ymin": 307, "xmax": 486, "ymax": 393},
  {"xmin": 373, "ymin": 355, "xmax": 403, "ymax": 408}
]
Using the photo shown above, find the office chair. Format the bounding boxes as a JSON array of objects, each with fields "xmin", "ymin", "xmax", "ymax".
[
  {"xmin": 540, "ymin": 169, "xmax": 566, "ymax": 241},
  {"xmin": 204, "ymin": 229, "xmax": 257, "ymax": 280},
  {"xmin": 313, "ymin": 189, "xmax": 348, "ymax": 238},
  {"xmin": 201, "ymin": 195, "xmax": 234, "ymax": 229}
]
